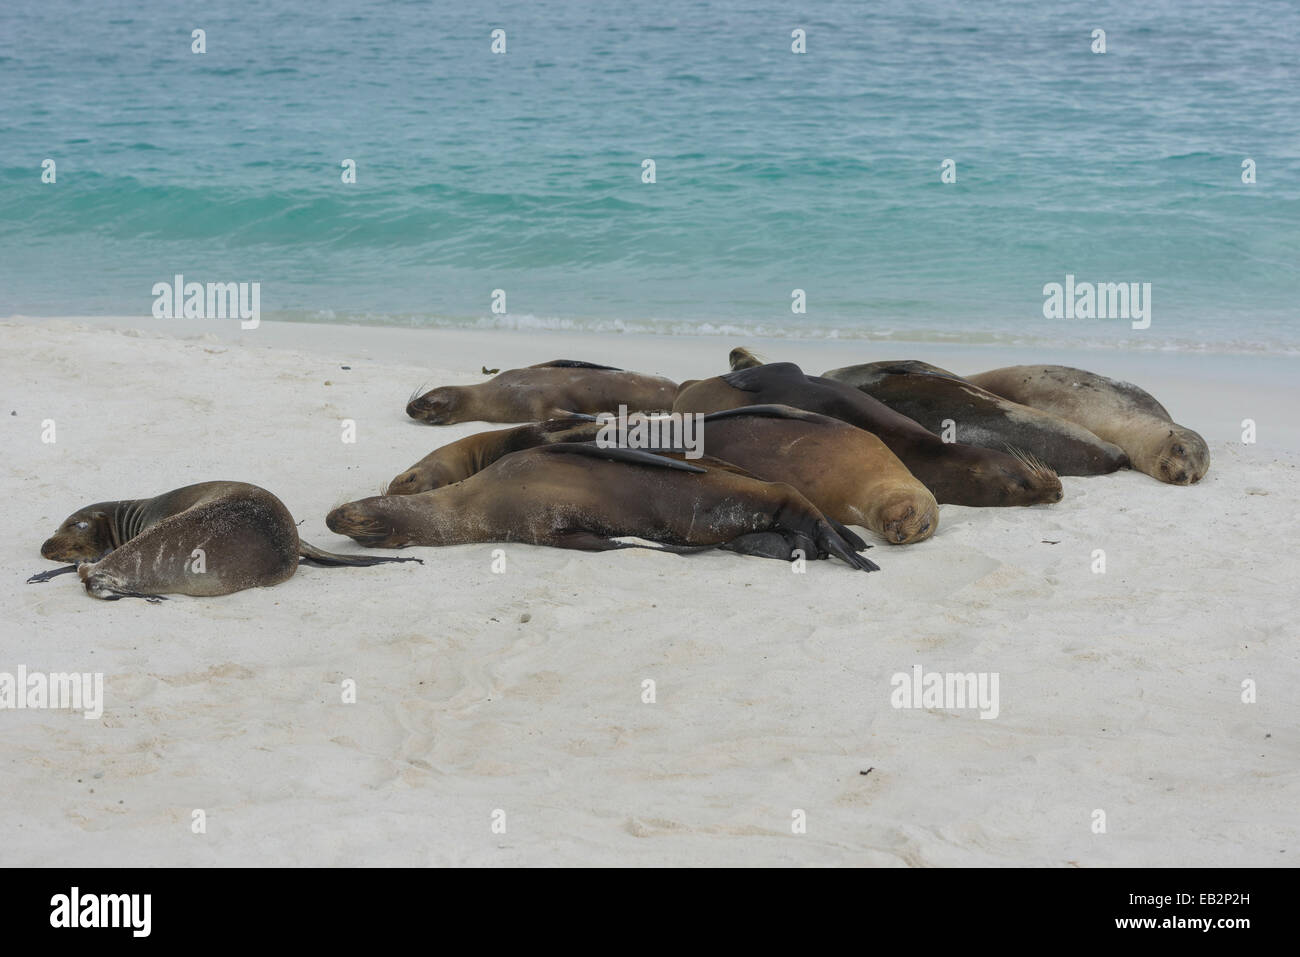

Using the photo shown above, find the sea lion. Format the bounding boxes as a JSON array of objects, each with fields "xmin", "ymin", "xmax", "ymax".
[
  {"xmin": 406, "ymin": 360, "xmax": 678, "ymax": 425},
  {"xmin": 385, "ymin": 407, "xmax": 938, "ymax": 545},
  {"xmin": 822, "ymin": 360, "xmax": 1130, "ymax": 476},
  {"xmin": 386, "ymin": 416, "xmax": 597, "ymax": 494},
  {"xmin": 673, "ymin": 362, "xmax": 1063, "ymax": 507},
  {"xmin": 966, "ymin": 365, "xmax": 1210, "ymax": 485},
  {"xmin": 328, "ymin": 444, "xmax": 878, "ymax": 572},
  {"xmin": 33, "ymin": 481, "xmax": 420, "ymax": 601},
  {"xmin": 682, "ymin": 406, "xmax": 938, "ymax": 544}
]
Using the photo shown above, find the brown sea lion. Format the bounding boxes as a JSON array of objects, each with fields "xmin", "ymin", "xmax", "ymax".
[
  {"xmin": 32, "ymin": 481, "xmax": 420, "ymax": 601},
  {"xmin": 966, "ymin": 365, "xmax": 1210, "ymax": 485},
  {"xmin": 385, "ymin": 407, "xmax": 938, "ymax": 545},
  {"xmin": 822, "ymin": 360, "xmax": 1130, "ymax": 476},
  {"xmin": 386, "ymin": 416, "xmax": 597, "ymax": 494},
  {"xmin": 683, "ymin": 406, "xmax": 939, "ymax": 544},
  {"xmin": 672, "ymin": 362, "xmax": 1063, "ymax": 507},
  {"xmin": 406, "ymin": 360, "xmax": 678, "ymax": 424},
  {"xmin": 328, "ymin": 444, "xmax": 878, "ymax": 572}
]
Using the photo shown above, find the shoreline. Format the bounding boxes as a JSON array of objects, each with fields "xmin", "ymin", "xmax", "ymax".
[{"xmin": 8, "ymin": 313, "xmax": 1298, "ymax": 451}]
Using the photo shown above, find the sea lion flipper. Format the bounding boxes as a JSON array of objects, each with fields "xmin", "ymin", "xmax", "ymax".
[
  {"xmin": 816, "ymin": 523, "xmax": 881, "ymax": 572},
  {"xmin": 298, "ymin": 542, "xmax": 424, "ymax": 567},
  {"xmin": 538, "ymin": 443, "xmax": 709, "ymax": 474},
  {"xmin": 824, "ymin": 516, "xmax": 870, "ymax": 553},
  {"xmin": 720, "ymin": 532, "xmax": 803, "ymax": 561},
  {"xmin": 702, "ymin": 404, "xmax": 823, "ymax": 425},
  {"xmin": 100, "ymin": 590, "xmax": 169, "ymax": 603},
  {"xmin": 27, "ymin": 564, "xmax": 80, "ymax": 583}
]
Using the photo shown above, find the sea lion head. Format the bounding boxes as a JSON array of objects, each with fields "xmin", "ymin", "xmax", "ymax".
[
  {"xmin": 40, "ymin": 506, "xmax": 115, "ymax": 562},
  {"xmin": 406, "ymin": 386, "xmax": 463, "ymax": 424},
  {"xmin": 385, "ymin": 466, "xmax": 436, "ymax": 495},
  {"xmin": 874, "ymin": 487, "xmax": 940, "ymax": 544},
  {"xmin": 1151, "ymin": 427, "xmax": 1210, "ymax": 485},
  {"xmin": 326, "ymin": 497, "xmax": 409, "ymax": 547},
  {"xmin": 978, "ymin": 449, "xmax": 1064, "ymax": 506}
]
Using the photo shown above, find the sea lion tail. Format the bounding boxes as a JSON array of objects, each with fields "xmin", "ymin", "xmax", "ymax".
[{"xmin": 298, "ymin": 542, "xmax": 424, "ymax": 568}]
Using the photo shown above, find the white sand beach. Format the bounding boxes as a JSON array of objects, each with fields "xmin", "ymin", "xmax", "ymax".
[{"xmin": 1, "ymin": 315, "xmax": 1296, "ymax": 867}]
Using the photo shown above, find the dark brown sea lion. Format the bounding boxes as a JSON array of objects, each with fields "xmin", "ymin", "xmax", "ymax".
[
  {"xmin": 33, "ymin": 481, "xmax": 420, "ymax": 601},
  {"xmin": 672, "ymin": 362, "xmax": 1063, "ymax": 507},
  {"xmin": 385, "ymin": 407, "xmax": 938, "ymax": 545},
  {"xmin": 821, "ymin": 360, "xmax": 1130, "ymax": 476},
  {"xmin": 406, "ymin": 360, "xmax": 678, "ymax": 424},
  {"xmin": 328, "ymin": 444, "xmax": 878, "ymax": 571},
  {"xmin": 966, "ymin": 365, "xmax": 1210, "ymax": 485}
]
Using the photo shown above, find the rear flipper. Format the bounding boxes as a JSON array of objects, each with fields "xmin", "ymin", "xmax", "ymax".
[
  {"xmin": 814, "ymin": 520, "xmax": 880, "ymax": 572},
  {"xmin": 722, "ymin": 526, "xmax": 879, "ymax": 572},
  {"xmin": 99, "ymin": 590, "xmax": 168, "ymax": 604},
  {"xmin": 27, "ymin": 564, "xmax": 80, "ymax": 584},
  {"xmin": 298, "ymin": 542, "xmax": 424, "ymax": 567},
  {"xmin": 824, "ymin": 517, "xmax": 869, "ymax": 553}
]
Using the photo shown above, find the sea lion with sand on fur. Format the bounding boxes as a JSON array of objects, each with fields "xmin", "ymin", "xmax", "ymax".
[
  {"xmin": 386, "ymin": 408, "xmax": 938, "ymax": 545},
  {"xmin": 330, "ymin": 444, "xmax": 878, "ymax": 571},
  {"xmin": 966, "ymin": 364, "xmax": 1210, "ymax": 485},
  {"xmin": 406, "ymin": 360, "xmax": 678, "ymax": 424},
  {"xmin": 673, "ymin": 360, "xmax": 1063, "ymax": 507},
  {"xmin": 32, "ymin": 481, "xmax": 420, "ymax": 601},
  {"xmin": 821, "ymin": 359, "xmax": 1129, "ymax": 476}
]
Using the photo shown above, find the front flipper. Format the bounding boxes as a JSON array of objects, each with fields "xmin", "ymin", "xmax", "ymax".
[{"xmin": 27, "ymin": 564, "xmax": 80, "ymax": 584}]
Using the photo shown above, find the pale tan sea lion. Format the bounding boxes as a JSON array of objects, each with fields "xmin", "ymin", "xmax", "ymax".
[
  {"xmin": 823, "ymin": 360, "xmax": 1130, "ymax": 476},
  {"xmin": 966, "ymin": 365, "xmax": 1209, "ymax": 485}
]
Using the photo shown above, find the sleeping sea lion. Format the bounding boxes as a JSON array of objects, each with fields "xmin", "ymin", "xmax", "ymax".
[
  {"xmin": 822, "ymin": 360, "xmax": 1129, "ymax": 476},
  {"xmin": 406, "ymin": 360, "xmax": 678, "ymax": 424},
  {"xmin": 966, "ymin": 365, "xmax": 1209, "ymax": 485},
  {"xmin": 384, "ymin": 408, "xmax": 938, "ymax": 545},
  {"xmin": 328, "ymin": 444, "xmax": 878, "ymax": 572},
  {"xmin": 33, "ymin": 481, "xmax": 419, "ymax": 601},
  {"xmin": 672, "ymin": 362, "xmax": 1063, "ymax": 507},
  {"xmin": 386, "ymin": 416, "xmax": 597, "ymax": 494}
]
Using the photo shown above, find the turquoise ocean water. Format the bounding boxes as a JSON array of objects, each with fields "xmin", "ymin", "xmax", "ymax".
[{"xmin": 1, "ymin": 0, "xmax": 1297, "ymax": 352}]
